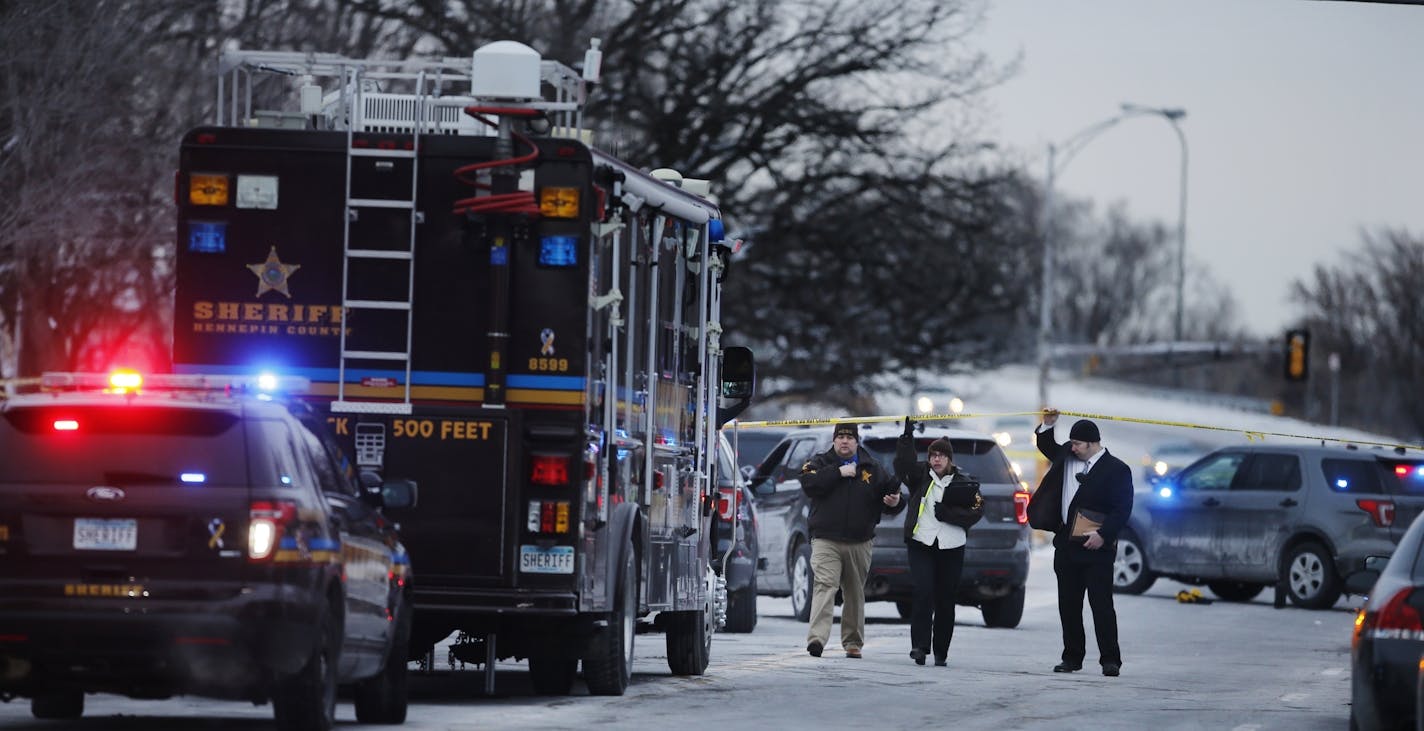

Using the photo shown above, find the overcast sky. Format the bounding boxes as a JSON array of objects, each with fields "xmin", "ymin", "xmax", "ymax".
[{"xmin": 972, "ymin": 0, "xmax": 1424, "ymax": 337}]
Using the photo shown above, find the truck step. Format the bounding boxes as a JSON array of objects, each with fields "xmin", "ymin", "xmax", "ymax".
[
  {"xmin": 348, "ymin": 198, "xmax": 415, "ymax": 209},
  {"xmin": 346, "ymin": 249, "xmax": 414, "ymax": 260},
  {"xmin": 344, "ymin": 299, "xmax": 412, "ymax": 311},
  {"xmin": 349, "ymin": 148, "xmax": 417, "ymax": 159},
  {"xmin": 342, "ymin": 349, "xmax": 410, "ymax": 361},
  {"xmin": 331, "ymin": 400, "xmax": 413, "ymax": 415}
]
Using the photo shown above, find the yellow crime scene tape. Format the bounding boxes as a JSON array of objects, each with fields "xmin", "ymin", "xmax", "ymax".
[{"xmin": 729, "ymin": 409, "xmax": 1423, "ymax": 453}]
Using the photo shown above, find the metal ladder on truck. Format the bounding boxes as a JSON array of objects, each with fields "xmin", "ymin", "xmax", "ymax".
[{"xmin": 332, "ymin": 67, "xmax": 427, "ymax": 415}]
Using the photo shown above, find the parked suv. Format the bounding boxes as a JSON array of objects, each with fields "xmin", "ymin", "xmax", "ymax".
[
  {"xmin": 749, "ymin": 422, "xmax": 1031, "ymax": 627},
  {"xmin": 1113, "ymin": 442, "xmax": 1424, "ymax": 608},
  {"xmin": 714, "ymin": 431, "xmax": 760, "ymax": 633},
  {"xmin": 0, "ymin": 372, "xmax": 416, "ymax": 729}
]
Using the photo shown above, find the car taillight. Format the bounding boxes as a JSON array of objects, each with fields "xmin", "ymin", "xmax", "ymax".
[
  {"xmin": 248, "ymin": 500, "xmax": 296, "ymax": 560},
  {"xmin": 531, "ymin": 455, "xmax": 570, "ymax": 486},
  {"xmin": 1356, "ymin": 499, "xmax": 1395, "ymax": 527},
  {"xmin": 1013, "ymin": 490, "xmax": 1030, "ymax": 525},
  {"xmin": 717, "ymin": 487, "xmax": 738, "ymax": 522},
  {"xmin": 1361, "ymin": 587, "xmax": 1424, "ymax": 645}
]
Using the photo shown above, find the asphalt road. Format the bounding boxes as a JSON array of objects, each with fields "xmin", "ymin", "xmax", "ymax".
[{"xmin": 0, "ymin": 543, "xmax": 1363, "ymax": 730}]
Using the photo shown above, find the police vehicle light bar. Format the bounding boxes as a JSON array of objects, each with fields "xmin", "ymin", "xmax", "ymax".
[{"xmin": 41, "ymin": 371, "xmax": 311, "ymax": 395}]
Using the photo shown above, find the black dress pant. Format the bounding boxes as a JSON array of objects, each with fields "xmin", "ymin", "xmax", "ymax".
[
  {"xmin": 1053, "ymin": 548, "xmax": 1121, "ymax": 667},
  {"xmin": 907, "ymin": 540, "xmax": 965, "ymax": 659}
]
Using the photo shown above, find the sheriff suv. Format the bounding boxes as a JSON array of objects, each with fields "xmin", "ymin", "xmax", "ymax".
[
  {"xmin": 749, "ymin": 422, "xmax": 1031, "ymax": 627},
  {"xmin": 0, "ymin": 372, "xmax": 416, "ymax": 730},
  {"xmin": 1114, "ymin": 442, "xmax": 1424, "ymax": 609}
]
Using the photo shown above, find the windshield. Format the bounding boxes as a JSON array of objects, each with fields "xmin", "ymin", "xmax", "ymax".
[
  {"xmin": 0, "ymin": 405, "xmax": 249, "ymax": 486},
  {"xmin": 727, "ymin": 430, "xmax": 790, "ymax": 471},
  {"xmin": 862, "ymin": 436, "xmax": 1017, "ymax": 485}
]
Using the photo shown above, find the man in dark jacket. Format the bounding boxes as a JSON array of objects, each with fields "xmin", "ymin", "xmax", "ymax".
[
  {"xmin": 1028, "ymin": 408, "xmax": 1134, "ymax": 677},
  {"xmin": 800, "ymin": 422, "xmax": 902, "ymax": 658}
]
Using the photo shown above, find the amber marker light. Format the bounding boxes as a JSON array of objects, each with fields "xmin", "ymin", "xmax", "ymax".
[
  {"xmin": 189, "ymin": 173, "xmax": 230, "ymax": 205},
  {"xmin": 539, "ymin": 187, "xmax": 579, "ymax": 218}
]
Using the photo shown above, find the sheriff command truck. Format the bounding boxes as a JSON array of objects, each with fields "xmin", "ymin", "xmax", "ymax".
[{"xmin": 172, "ymin": 39, "xmax": 756, "ymax": 696}]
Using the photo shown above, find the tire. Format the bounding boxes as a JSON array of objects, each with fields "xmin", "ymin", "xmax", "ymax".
[
  {"xmin": 981, "ymin": 585, "xmax": 1026, "ymax": 629},
  {"xmin": 1112, "ymin": 529, "xmax": 1157, "ymax": 595},
  {"xmin": 790, "ymin": 541, "xmax": 812, "ymax": 623},
  {"xmin": 895, "ymin": 600, "xmax": 913, "ymax": 620},
  {"xmin": 528, "ymin": 639, "xmax": 578, "ymax": 696},
  {"xmin": 354, "ymin": 598, "xmax": 411, "ymax": 724},
  {"xmin": 1284, "ymin": 541, "xmax": 1343, "ymax": 609},
  {"xmin": 31, "ymin": 690, "xmax": 83, "ymax": 720},
  {"xmin": 666, "ymin": 566, "xmax": 715, "ymax": 676},
  {"xmin": 723, "ymin": 579, "xmax": 758, "ymax": 633},
  {"xmin": 584, "ymin": 540, "xmax": 636, "ymax": 695},
  {"xmin": 273, "ymin": 604, "xmax": 339, "ymax": 731},
  {"xmin": 1208, "ymin": 581, "xmax": 1266, "ymax": 603}
]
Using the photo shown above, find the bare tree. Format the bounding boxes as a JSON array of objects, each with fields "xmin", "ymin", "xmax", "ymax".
[
  {"xmin": 1290, "ymin": 228, "xmax": 1424, "ymax": 437},
  {"xmin": 0, "ymin": 0, "xmax": 223, "ymax": 374}
]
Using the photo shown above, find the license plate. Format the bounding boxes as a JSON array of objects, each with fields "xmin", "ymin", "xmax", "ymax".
[
  {"xmin": 519, "ymin": 545, "xmax": 574, "ymax": 574},
  {"xmin": 74, "ymin": 518, "xmax": 137, "ymax": 551}
]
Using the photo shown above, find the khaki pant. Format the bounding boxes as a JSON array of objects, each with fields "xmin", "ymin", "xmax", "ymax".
[{"xmin": 807, "ymin": 538, "xmax": 874, "ymax": 651}]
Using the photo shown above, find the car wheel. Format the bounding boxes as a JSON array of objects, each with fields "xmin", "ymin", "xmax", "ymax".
[
  {"xmin": 273, "ymin": 602, "xmax": 339, "ymax": 731},
  {"xmin": 895, "ymin": 600, "xmax": 913, "ymax": 620},
  {"xmin": 1284, "ymin": 541, "xmax": 1343, "ymax": 609},
  {"xmin": 354, "ymin": 597, "xmax": 412, "ymax": 723},
  {"xmin": 790, "ymin": 542, "xmax": 812, "ymax": 622},
  {"xmin": 981, "ymin": 585, "xmax": 1026, "ymax": 629},
  {"xmin": 1208, "ymin": 581, "xmax": 1265, "ymax": 602},
  {"xmin": 584, "ymin": 539, "xmax": 636, "ymax": 695},
  {"xmin": 723, "ymin": 577, "xmax": 758, "ymax": 633},
  {"xmin": 1112, "ymin": 529, "xmax": 1157, "ymax": 595},
  {"xmin": 665, "ymin": 590, "xmax": 713, "ymax": 676},
  {"xmin": 31, "ymin": 690, "xmax": 83, "ymax": 720}
]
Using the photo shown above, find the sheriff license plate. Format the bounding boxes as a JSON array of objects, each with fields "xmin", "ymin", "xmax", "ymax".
[
  {"xmin": 74, "ymin": 518, "xmax": 137, "ymax": 551},
  {"xmin": 519, "ymin": 545, "xmax": 574, "ymax": 574}
]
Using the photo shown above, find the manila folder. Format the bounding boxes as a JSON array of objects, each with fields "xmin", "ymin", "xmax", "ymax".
[{"xmin": 1071, "ymin": 508, "xmax": 1105, "ymax": 537}]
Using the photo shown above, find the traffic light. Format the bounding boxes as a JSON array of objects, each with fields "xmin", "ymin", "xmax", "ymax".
[{"xmin": 1284, "ymin": 329, "xmax": 1309, "ymax": 381}]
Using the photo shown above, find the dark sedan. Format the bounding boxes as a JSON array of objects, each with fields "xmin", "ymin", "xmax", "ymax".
[{"xmin": 1350, "ymin": 511, "xmax": 1424, "ymax": 731}]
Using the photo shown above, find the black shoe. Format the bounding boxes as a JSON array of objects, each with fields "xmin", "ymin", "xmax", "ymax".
[
  {"xmin": 934, "ymin": 655, "xmax": 947, "ymax": 667},
  {"xmin": 909, "ymin": 648, "xmax": 927, "ymax": 665},
  {"xmin": 1102, "ymin": 663, "xmax": 1121, "ymax": 677},
  {"xmin": 807, "ymin": 640, "xmax": 823, "ymax": 657},
  {"xmin": 1053, "ymin": 662, "xmax": 1082, "ymax": 673}
]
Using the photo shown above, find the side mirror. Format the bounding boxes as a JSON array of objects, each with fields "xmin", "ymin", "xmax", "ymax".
[
  {"xmin": 715, "ymin": 346, "xmax": 756, "ymax": 427},
  {"xmin": 720, "ymin": 346, "xmax": 755, "ymax": 399},
  {"xmin": 381, "ymin": 478, "xmax": 418, "ymax": 510},
  {"xmin": 739, "ymin": 464, "xmax": 757, "ymax": 482}
]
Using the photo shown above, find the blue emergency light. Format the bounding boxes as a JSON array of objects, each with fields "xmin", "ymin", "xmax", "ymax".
[
  {"xmin": 188, "ymin": 221, "xmax": 227, "ymax": 253},
  {"xmin": 539, "ymin": 236, "xmax": 578, "ymax": 267}
]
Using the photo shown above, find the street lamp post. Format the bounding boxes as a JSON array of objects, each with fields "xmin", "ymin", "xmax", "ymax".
[
  {"xmin": 1036, "ymin": 105, "xmax": 1188, "ymax": 411},
  {"xmin": 1120, "ymin": 103, "xmax": 1189, "ymax": 343},
  {"xmin": 1036, "ymin": 114, "xmax": 1128, "ymax": 411}
]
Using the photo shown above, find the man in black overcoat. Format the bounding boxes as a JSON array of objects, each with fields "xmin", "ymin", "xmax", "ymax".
[{"xmin": 1027, "ymin": 408, "xmax": 1134, "ymax": 676}]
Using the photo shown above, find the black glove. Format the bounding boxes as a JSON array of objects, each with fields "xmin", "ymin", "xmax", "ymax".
[{"xmin": 902, "ymin": 416, "xmax": 915, "ymax": 437}]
